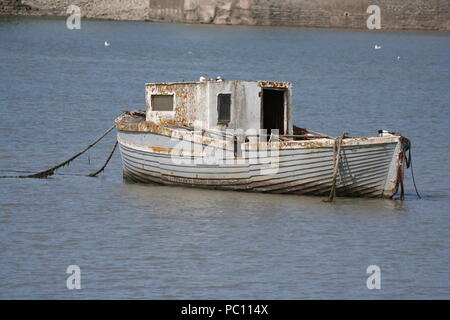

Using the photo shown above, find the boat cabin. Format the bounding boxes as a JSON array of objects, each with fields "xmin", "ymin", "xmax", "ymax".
[{"xmin": 145, "ymin": 79, "xmax": 293, "ymax": 135}]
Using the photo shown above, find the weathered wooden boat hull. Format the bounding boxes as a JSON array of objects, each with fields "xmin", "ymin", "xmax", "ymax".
[{"xmin": 117, "ymin": 130, "xmax": 404, "ymax": 198}]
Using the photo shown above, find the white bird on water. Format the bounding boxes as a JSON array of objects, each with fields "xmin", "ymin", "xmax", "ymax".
[
  {"xmin": 374, "ymin": 45, "xmax": 382, "ymax": 50},
  {"xmin": 104, "ymin": 41, "xmax": 111, "ymax": 47}
]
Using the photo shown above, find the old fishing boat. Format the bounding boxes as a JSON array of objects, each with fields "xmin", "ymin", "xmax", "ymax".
[{"xmin": 115, "ymin": 79, "xmax": 411, "ymax": 198}]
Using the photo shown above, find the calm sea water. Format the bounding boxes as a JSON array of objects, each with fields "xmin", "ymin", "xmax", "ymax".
[{"xmin": 0, "ymin": 16, "xmax": 449, "ymax": 299}]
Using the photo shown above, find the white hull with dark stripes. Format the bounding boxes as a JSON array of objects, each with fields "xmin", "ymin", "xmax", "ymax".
[{"xmin": 117, "ymin": 130, "xmax": 406, "ymax": 198}]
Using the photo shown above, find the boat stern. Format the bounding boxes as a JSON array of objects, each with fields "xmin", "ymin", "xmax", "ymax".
[{"xmin": 381, "ymin": 134, "xmax": 411, "ymax": 198}]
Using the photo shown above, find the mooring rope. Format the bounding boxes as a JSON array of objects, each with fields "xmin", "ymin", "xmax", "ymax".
[
  {"xmin": 406, "ymin": 146, "xmax": 421, "ymax": 199},
  {"xmin": 0, "ymin": 125, "xmax": 116, "ymax": 179},
  {"xmin": 398, "ymin": 151, "xmax": 406, "ymax": 200},
  {"xmin": 324, "ymin": 133, "xmax": 345, "ymax": 202},
  {"xmin": 88, "ymin": 140, "xmax": 118, "ymax": 177}
]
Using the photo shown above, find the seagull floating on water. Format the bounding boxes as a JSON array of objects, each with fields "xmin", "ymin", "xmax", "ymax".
[{"xmin": 104, "ymin": 41, "xmax": 111, "ymax": 47}]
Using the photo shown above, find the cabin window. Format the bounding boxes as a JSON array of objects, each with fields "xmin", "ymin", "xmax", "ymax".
[
  {"xmin": 151, "ymin": 94, "xmax": 174, "ymax": 111},
  {"xmin": 217, "ymin": 93, "xmax": 231, "ymax": 124}
]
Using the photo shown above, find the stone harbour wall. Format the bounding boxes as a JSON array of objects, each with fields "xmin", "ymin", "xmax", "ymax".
[
  {"xmin": 2, "ymin": 0, "xmax": 150, "ymax": 20},
  {"xmin": 1, "ymin": 0, "xmax": 449, "ymax": 31},
  {"xmin": 0, "ymin": 0, "xmax": 32, "ymax": 14}
]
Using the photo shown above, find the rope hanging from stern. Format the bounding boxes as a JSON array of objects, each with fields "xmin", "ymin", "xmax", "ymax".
[{"xmin": 324, "ymin": 133, "xmax": 346, "ymax": 202}]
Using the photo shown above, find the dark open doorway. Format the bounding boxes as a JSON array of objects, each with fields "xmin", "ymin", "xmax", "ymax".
[{"xmin": 262, "ymin": 89, "xmax": 285, "ymax": 137}]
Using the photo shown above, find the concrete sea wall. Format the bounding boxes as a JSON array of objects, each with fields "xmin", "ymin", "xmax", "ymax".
[{"xmin": 1, "ymin": 0, "xmax": 449, "ymax": 31}]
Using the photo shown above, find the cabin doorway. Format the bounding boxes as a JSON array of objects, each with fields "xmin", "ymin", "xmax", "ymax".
[{"xmin": 262, "ymin": 88, "xmax": 285, "ymax": 137}]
